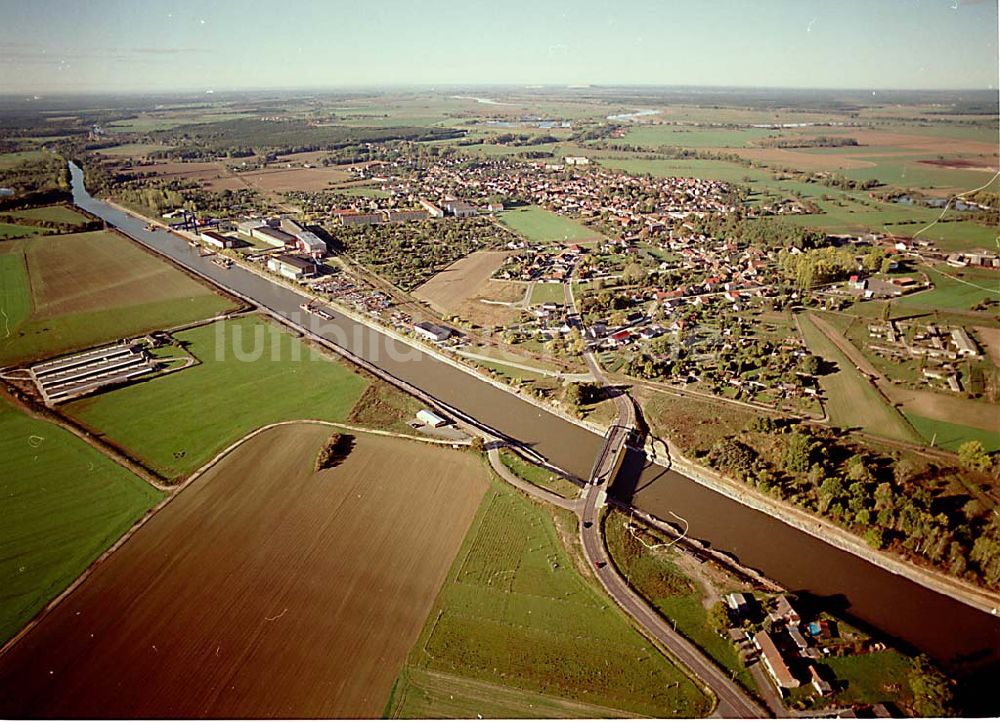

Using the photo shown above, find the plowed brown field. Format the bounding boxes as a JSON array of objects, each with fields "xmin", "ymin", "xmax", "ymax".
[
  {"xmin": 0, "ymin": 424, "xmax": 488, "ymax": 718},
  {"xmin": 414, "ymin": 250, "xmax": 524, "ymax": 326}
]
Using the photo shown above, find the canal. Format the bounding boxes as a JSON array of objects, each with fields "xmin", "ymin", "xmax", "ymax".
[{"xmin": 70, "ymin": 163, "xmax": 1000, "ymax": 670}]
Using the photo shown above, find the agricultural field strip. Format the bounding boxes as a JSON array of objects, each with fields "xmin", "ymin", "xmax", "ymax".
[{"xmin": 798, "ymin": 313, "xmax": 920, "ymax": 443}]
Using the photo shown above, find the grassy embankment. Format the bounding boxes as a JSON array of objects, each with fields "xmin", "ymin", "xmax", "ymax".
[
  {"xmin": 497, "ymin": 448, "xmax": 580, "ymax": 499},
  {"xmin": 796, "ymin": 313, "xmax": 919, "ymax": 443},
  {"xmin": 603, "ymin": 509, "xmax": 757, "ymax": 695}
]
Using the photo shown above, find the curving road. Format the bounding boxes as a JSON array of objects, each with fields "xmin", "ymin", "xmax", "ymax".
[{"xmin": 564, "ymin": 280, "xmax": 765, "ymax": 718}]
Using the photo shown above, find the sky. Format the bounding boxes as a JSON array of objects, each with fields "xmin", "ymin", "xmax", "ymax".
[{"xmin": 0, "ymin": 0, "xmax": 997, "ymax": 94}]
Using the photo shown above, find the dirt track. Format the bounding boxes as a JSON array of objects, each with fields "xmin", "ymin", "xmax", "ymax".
[{"xmin": 0, "ymin": 425, "xmax": 488, "ymax": 718}]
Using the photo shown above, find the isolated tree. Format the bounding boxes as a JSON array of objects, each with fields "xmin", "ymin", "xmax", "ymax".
[
  {"xmin": 798, "ymin": 353, "xmax": 821, "ymax": 376},
  {"xmin": 708, "ymin": 601, "xmax": 732, "ymax": 633},
  {"xmin": 958, "ymin": 440, "xmax": 992, "ymax": 472},
  {"xmin": 622, "ymin": 262, "xmax": 646, "ymax": 285}
]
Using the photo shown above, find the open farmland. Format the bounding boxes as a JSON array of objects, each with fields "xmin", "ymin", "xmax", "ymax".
[
  {"xmin": 389, "ymin": 482, "xmax": 711, "ymax": 718},
  {"xmin": 413, "ymin": 250, "xmax": 524, "ymax": 326},
  {"xmin": 0, "ymin": 424, "xmax": 488, "ymax": 718},
  {"xmin": 105, "ymin": 111, "xmax": 255, "ymax": 133},
  {"xmin": 904, "ymin": 414, "xmax": 1000, "ymax": 453},
  {"xmin": 128, "ymin": 160, "xmax": 249, "ymax": 192},
  {"xmin": 66, "ymin": 315, "xmax": 368, "ymax": 480},
  {"xmin": 597, "ymin": 156, "xmax": 772, "ymax": 184},
  {"xmin": 713, "ymin": 126, "xmax": 999, "ymax": 190},
  {"xmin": 5, "ymin": 204, "xmax": 90, "ymax": 225},
  {"xmin": 0, "ymin": 222, "xmax": 51, "ymax": 239},
  {"xmin": 621, "ymin": 124, "xmax": 779, "ymax": 148},
  {"xmin": 0, "ymin": 230, "xmax": 237, "ymax": 365},
  {"xmin": 0, "ymin": 150, "xmax": 48, "ymax": 169},
  {"xmin": 94, "ymin": 143, "xmax": 174, "ymax": 158},
  {"xmin": 500, "ymin": 205, "xmax": 602, "ymax": 243},
  {"xmin": 0, "ymin": 399, "xmax": 162, "ymax": 646},
  {"xmin": 976, "ymin": 326, "xmax": 1000, "ymax": 367},
  {"xmin": 886, "ymin": 386, "xmax": 1000, "ymax": 439},
  {"xmin": 234, "ymin": 165, "xmax": 352, "ymax": 192},
  {"xmin": 898, "ymin": 265, "xmax": 1000, "ymax": 311}
]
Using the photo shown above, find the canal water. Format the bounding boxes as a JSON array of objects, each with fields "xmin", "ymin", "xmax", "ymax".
[{"xmin": 70, "ymin": 164, "xmax": 1000, "ymax": 670}]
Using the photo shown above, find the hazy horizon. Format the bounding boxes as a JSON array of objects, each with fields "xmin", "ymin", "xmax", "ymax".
[{"xmin": 1, "ymin": 0, "xmax": 998, "ymax": 94}]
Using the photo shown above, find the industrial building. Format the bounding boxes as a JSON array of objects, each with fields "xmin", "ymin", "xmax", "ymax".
[
  {"xmin": 413, "ymin": 321, "xmax": 452, "ymax": 342},
  {"xmin": 267, "ymin": 254, "xmax": 318, "ymax": 280},
  {"xmin": 442, "ymin": 199, "xmax": 480, "ymax": 217},
  {"xmin": 200, "ymin": 230, "xmax": 235, "ymax": 249},
  {"xmin": 279, "ymin": 218, "xmax": 328, "ymax": 258},
  {"xmin": 254, "ymin": 226, "xmax": 297, "ymax": 248},
  {"xmin": 31, "ymin": 344, "xmax": 156, "ymax": 405},
  {"xmin": 419, "ymin": 199, "xmax": 445, "ymax": 218}
]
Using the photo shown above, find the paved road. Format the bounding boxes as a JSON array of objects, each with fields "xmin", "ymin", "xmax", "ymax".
[
  {"xmin": 564, "ymin": 281, "xmax": 766, "ymax": 718},
  {"xmin": 486, "ymin": 446, "xmax": 582, "ymax": 513}
]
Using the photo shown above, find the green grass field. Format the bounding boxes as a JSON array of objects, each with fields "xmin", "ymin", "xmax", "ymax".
[
  {"xmin": 0, "ymin": 150, "xmax": 48, "ymax": 169},
  {"xmin": 387, "ymin": 667, "xmax": 631, "ymax": 719},
  {"xmin": 899, "ymin": 265, "xmax": 1000, "ymax": 311},
  {"xmin": 94, "ymin": 143, "xmax": 174, "ymax": 157},
  {"xmin": 621, "ymin": 125, "xmax": 778, "ymax": 149},
  {"xmin": 105, "ymin": 113, "xmax": 253, "ymax": 133},
  {"xmin": 0, "ymin": 399, "xmax": 163, "ymax": 645},
  {"xmin": 0, "ymin": 251, "xmax": 32, "ymax": 342},
  {"xmin": 797, "ymin": 313, "xmax": 919, "ymax": 443},
  {"xmin": 904, "ymin": 413, "xmax": 1000, "ymax": 453},
  {"xmin": 500, "ymin": 205, "xmax": 601, "ymax": 242},
  {"xmin": 823, "ymin": 650, "xmax": 913, "ymax": 707},
  {"xmin": 66, "ymin": 316, "xmax": 369, "ymax": 480},
  {"xmin": 0, "ymin": 223, "xmax": 51, "ymax": 239},
  {"xmin": 475, "ymin": 358, "xmax": 548, "ymax": 382},
  {"xmin": 529, "ymin": 280, "xmax": 567, "ymax": 305},
  {"xmin": 843, "ymin": 159, "xmax": 999, "ymax": 195},
  {"xmin": 498, "ymin": 448, "xmax": 580, "ymax": 499},
  {"xmin": 597, "ymin": 157, "xmax": 771, "ymax": 184},
  {"xmin": 389, "ymin": 482, "xmax": 711, "ymax": 718},
  {"xmin": 0, "ymin": 230, "xmax": 236, "ymax": 365},
  {"xmin": 6, "ymin": 205, "xmax": 90, "ymax": 225}
]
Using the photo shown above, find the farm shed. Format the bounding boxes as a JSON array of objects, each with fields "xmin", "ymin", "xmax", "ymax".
[{"xmin": 416, "ymin": 409, "xmax": 448, "ymax": 427}]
